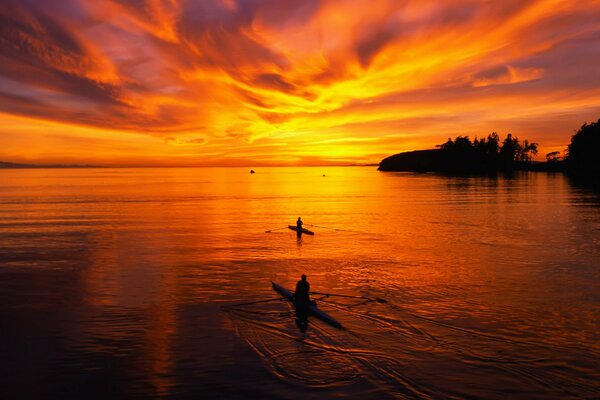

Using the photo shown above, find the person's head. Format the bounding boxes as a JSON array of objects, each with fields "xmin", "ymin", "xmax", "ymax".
[
  {"xmin": 301, "ymin": 274, "xmax": 307, "ymax": 281},
  {"xmin": 297, "ymin": 217, "xmax": 302, "ymax": 220}
]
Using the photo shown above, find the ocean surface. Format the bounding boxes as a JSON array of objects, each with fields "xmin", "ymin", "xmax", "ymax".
[{"xmin": 0, "ymin": 167, "xmax": 598, "ymax": 399}]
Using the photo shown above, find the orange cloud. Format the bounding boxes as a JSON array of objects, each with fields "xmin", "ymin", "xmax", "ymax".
[{"xmin": 1, "ymin": 0, "xmax": 600, "ymax": 165}]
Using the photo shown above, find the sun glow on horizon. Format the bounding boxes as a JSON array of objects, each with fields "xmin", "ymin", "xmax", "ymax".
[{"xmin": 1, "ymin": 0, "xmax": 600, "ymax": 166}]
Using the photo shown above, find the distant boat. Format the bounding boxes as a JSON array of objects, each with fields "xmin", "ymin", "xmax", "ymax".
[
  {"xmin": 288, "ymin": 225, "xmax": 314, "ymax": 235},
  {"xmin": 250, "ymin": 170, "xmax": 255, "ymax": 174}
]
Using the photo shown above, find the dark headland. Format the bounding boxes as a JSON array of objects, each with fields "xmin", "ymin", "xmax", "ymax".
[
  {"xmin": 379, "ymin": 118, "xmax": 600, "ymax": 180},
  {"xmin": 0, "ymin": 161, "xmax": 98, "ymax": 169}
]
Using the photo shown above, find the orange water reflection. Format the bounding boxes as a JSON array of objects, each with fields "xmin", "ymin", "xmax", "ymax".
[{"xmin": 0, "ymin": 167, "xmax": 598, "ymax": 398}]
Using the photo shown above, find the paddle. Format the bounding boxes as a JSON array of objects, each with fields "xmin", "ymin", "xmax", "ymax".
[
  {"xmin": 310, "ymin": 291, "xmax": 387, "ymax": 303},
  {"xmin": 223, "ymin": 298, "xmax": 281, "ymax": 308},
  {"xmin": 265, "ymin": 226, "xmax": 289, "ymax": 233},
  {"xmin": 304, "ymin": 224, "xmax": 362, "ymax": 233}
]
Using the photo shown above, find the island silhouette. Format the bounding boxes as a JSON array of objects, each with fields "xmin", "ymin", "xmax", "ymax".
[
  {"xmin": 0, "ymin": 161, "xmax": 97, "ymax": 169},
  {"xmin": 379, "ymin": 118, "xmax": 599, "ymax": 179}
]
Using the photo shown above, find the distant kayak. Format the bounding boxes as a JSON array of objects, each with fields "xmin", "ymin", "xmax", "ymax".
[
  {"xmin": 288, "ymin": 225, "xmax": 314, "ymax": 235},
  {"xmin": 271, "ymin": 281, "xmax": 342, "ymax": 329}
]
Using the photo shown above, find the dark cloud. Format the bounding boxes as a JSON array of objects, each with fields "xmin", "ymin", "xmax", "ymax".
[
  {"xmin": 179, "ymin": 18, "xmax": 287, "ymax": 71},
  {"xmin": 164, "ymin": 136, "xmax": 205, "ymax": 145},
  {"xmin": 0, "ymin": 90, "xmax": 49, "ymax": 115},
  {"xmin": 356, "ymin": 29, "xmax": 394, "ymax": 68},
  {"xmin": 0, "ymin": 89, "xmax": 121, "ymax": 128},
  {"xmin": 473, "ymin": 65, "xmax": 510, "ymax": 81},
  {"xmin": 251, "ymin": 73, "xmax": 297, "ymax": 93},
  {"xmin": 0, "ymin": 11, "xmax": 125, "ymax": 105}
]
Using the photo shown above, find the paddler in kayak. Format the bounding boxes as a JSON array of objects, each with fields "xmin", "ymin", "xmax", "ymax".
[
  {"xmin": 294, "ymin": 274, "xmax": 310, "ymax": 322},
  {"xmin": 296, "ymin": 217, "xmax": 303, "ymax": 232}
]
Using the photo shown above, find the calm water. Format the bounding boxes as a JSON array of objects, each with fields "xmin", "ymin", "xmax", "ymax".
[{"xmin": 0, "ymin": 167, "xmax": 598, "ymax": 399}]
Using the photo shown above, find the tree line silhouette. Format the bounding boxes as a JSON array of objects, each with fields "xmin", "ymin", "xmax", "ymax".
[
  {"xmin": 436, "ymin": 132, "xmax": 538, "ymax": 172},
  {"xmin": 566, "ymin": 118, "xmax": 600, "ymax": 176},
  {"xmin": 379, "ymin": 117, "xmax": 599, "ymax": 177}
]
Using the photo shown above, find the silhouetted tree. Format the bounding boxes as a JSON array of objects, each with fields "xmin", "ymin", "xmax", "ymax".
[
  {"xmin": 499, "ymin": 133, "xmax": 521, "ymax": 167},
  {"xmin": 546, "ymin": 151, "xmax": 561, "ymax": 162},
  {"xmin": 520, "ymin": 140, "xmax": 539, "ymax": 163},
  {"xmin": 434, "ymin": 132, "xmax": 535, "ymax": 173},
  {"xmin": 438, "ymin": 138, "xmax": 455, "ymax": 151},
  {"xmin": 486, "ymin": 132, "xmax": 500, "ymax": 154},
  {"xmin": 567, "ymin": 118, "xmax": 600, "ymax": 175}
]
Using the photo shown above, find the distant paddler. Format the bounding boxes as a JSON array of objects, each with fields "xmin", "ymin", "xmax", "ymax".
[{"xmin": 287, "ymin": 217, "xmax": 314, "ymax": 235}]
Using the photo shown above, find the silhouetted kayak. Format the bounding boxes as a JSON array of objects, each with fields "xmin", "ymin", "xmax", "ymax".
[
  {"xmin": 287, "ymin": 225, "xmax": 315, "ymax": 235},
  {"xmin": 271, "ymin": 281, "xmax": 342, "ymax": 329}
]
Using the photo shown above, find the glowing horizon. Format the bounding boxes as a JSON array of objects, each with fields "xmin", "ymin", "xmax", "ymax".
[{"xmin": 1, "ymin": 0, "xmax": 600, "ymax": 166}]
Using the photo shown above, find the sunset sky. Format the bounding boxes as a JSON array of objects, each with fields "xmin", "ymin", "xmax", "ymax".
[{"xmin": 1, "ymin": 0, "xmax": 600, "ymax": 166}]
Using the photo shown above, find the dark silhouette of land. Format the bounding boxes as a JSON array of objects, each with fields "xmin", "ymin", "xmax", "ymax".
[
  {"xmin": 566, "ymin": 119, "xmax": 600, "ymax": 177},
  {"xmin": 379, "ymin": 118, "xmax": 600, "ymax": 180},
  {"xmin": 0, "ymin": 161, "xmax": 98, "ymax": 169},
  {"xmin": 379, "ymin": 132, "xmax": 538, "ymax": 173}
]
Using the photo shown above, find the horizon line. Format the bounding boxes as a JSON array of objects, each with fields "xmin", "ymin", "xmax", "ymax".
[{"xmin": 0, "ymin": 161, "xmax": 380, "ymax": 169}]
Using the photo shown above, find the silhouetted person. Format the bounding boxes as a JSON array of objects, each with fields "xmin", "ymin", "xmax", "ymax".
[
  {"xmin": 295, "ymin": 274, "xmax": 310, "ymax": 322},
  {"xmin": 296, "ymin": 217, "xmax": 303, "ymax": 232}
]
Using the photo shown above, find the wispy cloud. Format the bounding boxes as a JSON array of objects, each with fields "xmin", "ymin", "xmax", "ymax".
[{"xmin": 1, "ymin": 0, "xmax": 600, "ymax": 165}]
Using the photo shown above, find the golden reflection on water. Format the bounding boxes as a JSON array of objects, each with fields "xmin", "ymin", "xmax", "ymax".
[{"xmin": 0, "ymin": 167, "xmax": 599, "ymax": 398}]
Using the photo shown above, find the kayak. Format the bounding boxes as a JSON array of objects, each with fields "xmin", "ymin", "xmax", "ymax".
[
  {"xmin": 288, "ymin": 225, "xmax": 315, "ymax": 235},
  {"xmin": 271, "ymin": 281, "xmax": 342, "ymax": 329}
]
